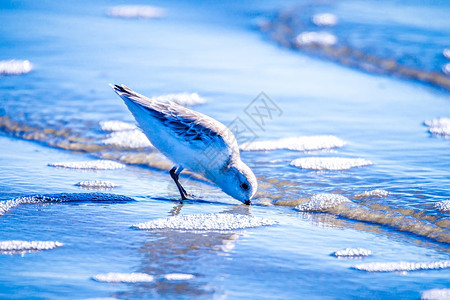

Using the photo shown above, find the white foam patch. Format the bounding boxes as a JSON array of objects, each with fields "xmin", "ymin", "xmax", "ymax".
[
  {"xmin": 133, "ymin": 213, "xmax": 275, "ymax": 231},
  {"xmin": 163, "ymin": 273, "xmax": 195, "ymax": 280},
  {"xmin": 154, "ymin": 92, "xmax": 206, "ymax": 106},
  {"xmin": 312, "ymin": 13, "xmax": 338, "ymax": 27},
  {"xmin": 422, "ymin": 288, "xmax": 450, "ymax": 300},
  {"xmin": 100, "ymin": 120, "xmax": 137, "ymax": 132},
  {"xmin": 84, "ymin": 298, "xmax": 119, "ymax": 300},
  {"xmin": 0, "ymin": 240, "xmax": 63, "ymax": 253},
  {"xmin": 0, "ymin": 59, "xmax": 33, "ymax": 75},
  {"xmin": 107, "ymin": 5, "xmax": 166, "ymax": 19},
  {"xmin": 434, "ymin": 200, "xmax": 450, "ymax": 212},
  {"xmin": 353, "ymin": 260, "xmax": 450, "ymax": 272},
  {"xmin": 0, "ymin": 193, "xmax": 134, "ymax": 216},
  {"xmin": 333, "ymin": 248, "xmax": 372, "ymax": 258},
  {"xmin": 296, "ymin": 193, "xmax": 351, "ymax": 212},
  {"xmin": 355, "ymin": 189, "xmax": 389, "ymax": 198},
  {"xmin": 444, "ymin": 49, "xmax": 450, "ymax": 59},
  {"xmin": 424, "ymin": 118, "xmax": 450, "ymax": 137},
  {"xmin": 296, "ymin": 32, "xmax": 338, "ymax": 46},
  {"xmin": 76, "ymin": 180, "xmax": 119, "ymax": 188},
  {"xmin": 290, "ymin": 157, "xmax": 372, "ymax": 170},
  {"xmin": 443, "ymin": 63, "xmax": 450, "ymax": 75},
  {"xmin": 93, "ymin": 273, "xmax": 154, "ymax": 283},
  {"xmin": 49, "ymin": 160, "xmax": 125, "ymax": 170},
  {"xmin": 102, "ymin": 130, "xmax": 153, "ymax": 148},
  {"xmin": 240, "ymin": 135, "xmax": 345, "ymax": 152}
]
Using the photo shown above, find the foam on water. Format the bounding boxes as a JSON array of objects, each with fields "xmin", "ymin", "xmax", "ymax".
[
  {"xmin": 311, "ymin": 13, "xmax": 338, "ymax": 27},
  {"xmin": 296, "ymin": 32, "xmax": 338, "ymax": 47},
  {"xmin": 424, "ymin": 118, "xmax": 450, "ymax": 137},
  {"xmin": 444, "ymin": 49, "xmax": 450, "ymax": 59},
  {"xmin": 48, "ymin": 160, "xmax": 125, "ymax": 170},
  {"xmin": 434, "ymin": 200, "xmax": 450, "ymax": 212},
  {"xmin": 75, "ymin": 180, "xmax": 119, "ymax": 188},
  {"xmin": 106, "ymin": 5, "xmax": 166, "ymax": 19},
  {"xmin": 240, "ymin": 135, "xmax": 345, "ymax": 152},
  {"xmin": 101, "ymin": 130, "xmax": 153, "ymax": 148},
  {"xmin": 93, "ymin": 273, "xmax": 154, "ymax": 283},
  {"xmin": 0, "ymin": 193, "xmax": 134, "ymax": 216},
  {"xmin": 100, "ymin": 121, "xmax": 136, "ymax": 132},
  {"xmin": 290, "ymin": 157, "xmax": 373, "ymax": 170},
  {"xmin": 422, "ymin": 288, "xmax": 450, "ymax": 300},
  {"xmin": 353, "ymin": 260, "xmax": 450, "ymax": 272},
  {"xmin": 262, "ymin": 6, "xmax": 450, "ymax": 90},
  {"xmin": 354, "ymin": 189, "xmax": 389, "ymax": 198},
  {"xmin": 163, "ymin": 273, "xmax": 195, "ymax": 280},
  {"xmin": 133, "ymin": 213, "xmax": 275, "ymax": 231},
  {"xmin": 154, "ymin": 92, "xmax": 206, "ymax": 106},
  {"xmin": 0, "ymin": 59, "xmax": 33, "ymax": 75},
  {"xmin": 0, "ymin": 241, "xmax": 63, "ymax": 254},
  {"xmin": 332, "ymin": 248, "xmax": 372, "ymax": 258},
  {"xmin": 296, "ymin": 193, "xmax": 351, "ymax": 212},
  {"xmin": 443, "ymin": 63, "xmax": 450, "ymax": 75}
]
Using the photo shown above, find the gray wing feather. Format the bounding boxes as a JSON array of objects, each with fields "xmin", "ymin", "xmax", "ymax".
[{"xmin": 110, "ymin": 84, "xmax": 237, "ymax": 151}]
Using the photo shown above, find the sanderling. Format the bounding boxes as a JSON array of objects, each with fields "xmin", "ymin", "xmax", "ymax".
[{"xmin": 110, "ymin": 84, "xmax": 257, "ymax": 204}]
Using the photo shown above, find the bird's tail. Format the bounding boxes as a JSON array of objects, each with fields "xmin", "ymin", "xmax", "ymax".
[{"xmin": 109, "ymin": 84, "xmax": 154, "ymax": 107}]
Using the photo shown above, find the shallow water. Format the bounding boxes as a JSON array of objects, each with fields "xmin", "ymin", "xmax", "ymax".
[{"xmin": 1, "ymin": 0, "xmax": 450, "ymax": 298}]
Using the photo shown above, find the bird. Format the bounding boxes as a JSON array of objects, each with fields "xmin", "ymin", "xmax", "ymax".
[{"xmin": 109, "ymin": 84, "xmax": 257, "ymax": 205}]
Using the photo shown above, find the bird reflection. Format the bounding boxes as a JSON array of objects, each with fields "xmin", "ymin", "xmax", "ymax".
[{"xmin": 114, "ymin": 203, "xmax": 250, "ymax": 299}]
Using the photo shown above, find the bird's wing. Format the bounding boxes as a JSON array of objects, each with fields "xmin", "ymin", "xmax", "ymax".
[{"xmin": 110, "ymin": 84, "xmax": 238, "ymax": 153}]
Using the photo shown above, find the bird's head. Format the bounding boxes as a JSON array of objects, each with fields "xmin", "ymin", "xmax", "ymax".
[{"xmin": 216, "ymin": 160, "xmax": 257, "ymax": 205}]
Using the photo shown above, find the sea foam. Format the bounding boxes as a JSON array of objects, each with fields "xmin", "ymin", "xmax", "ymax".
[
  {"xmin": 133, "ymin": 213, "xmax": 275, "ymax": 231},
  {"xmin": 296, "ymin": 32, "xmax": 338, "ymax": 46},
  {"xmin": 102, "ymin": 130, "xmax": 153, "ymax": 148},
  {"xmin": 240, "ymin": 135, "xmax": 345, "ymax": 152},
  {"xmin": 434, "ymin": 200, "xmax": 450, "ymax": 212},
  {"xmin": 296, "ymin": 193, "xmax": 351, "ymax": 212},
  {"xmin": 107, "ymin": 5, "xmax": 166, "ymax": 19},
  {"xmin": 49, "ymin": 160, "xmax": 125, "ymax": 170},
  {"xmin": 312, "ymin": 13, "xmax": 338, "ymax": 27},
  {"xmin": 0, "ymin": 193, "xmax": 134, "ymax": 216},
  {"xmin": 75, "ymin": 180, "xmax": 119, "ymax": 188},
  {"xmin": 93, "ymin": 273, "xmax": 154, "ymax": 283},
  {"xmin": 353, "ymin": 260, "xmax": 450, "ymax": 272},
  {"xmin": 0, "ymin": 240, "xmax": 63, "ymax": 254},
  {"xmin": 163, "ymin": 273, "xmax": 195, "ymax": 280},
  {"xmin": 332, "ymin": 248, "xmax": 372, "ymax": 258},
  {"xmin": 290, "ymin": 157, "xmax": 372, "ymax": 170},
  {"xmin": 354, "ymin": 189, "xmax": 389, "ymax": 198},
  {"xmin": 422, "ymin": 288, "xmax": 450, "ymax": 300},
  {"xmin": 443, "ymin": 63, "xmax": 450, "ymax": 75},
  {"xmin": 424, "ymin": 118, "xmax": 450, "ymax": 137},
  {"xmin": 100, "ymin": 121, "xmax": 136, "ymax": 132},
  {"xmin": 444, "ymin": 49, "xmax": 450, "ymax": 59},
  {"xmin": 154, "ymin": 92, "xmax": 206, "ymax": 106},
  {"xmin": 0, "ymin": 59, "xmax": 33, "ymax": 75}
]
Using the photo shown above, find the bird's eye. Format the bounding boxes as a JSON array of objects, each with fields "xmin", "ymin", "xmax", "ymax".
[{"xmin": 241, "ymin": 183, "xmax": 249, "ymax": 190}]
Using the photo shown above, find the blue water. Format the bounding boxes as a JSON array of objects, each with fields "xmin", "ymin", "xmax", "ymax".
[{"xmin": 1, "ymin": 0, "xmax": 450, "ymax": 299}]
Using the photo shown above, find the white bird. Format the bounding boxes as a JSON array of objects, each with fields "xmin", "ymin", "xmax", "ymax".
[{"xmin": 110, "ymin": 84, "xmax": 257, "ymax": 204}]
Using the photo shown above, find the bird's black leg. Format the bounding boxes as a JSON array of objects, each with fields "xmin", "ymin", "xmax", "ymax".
[{"xmin": 170, "ymin": 166, "xmax": 188, "ymax": 201}]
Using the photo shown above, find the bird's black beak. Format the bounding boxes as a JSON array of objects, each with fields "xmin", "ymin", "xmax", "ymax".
[{"xmin": 244, "ymin": 200, "xmax": 251, "ymax": 205}]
